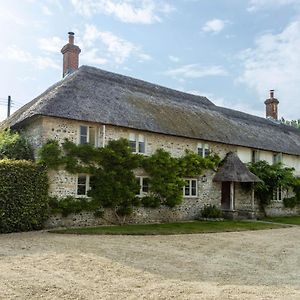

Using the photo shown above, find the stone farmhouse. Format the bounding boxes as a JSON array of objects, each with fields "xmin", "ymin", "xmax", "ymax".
[{"xmin": 2, "ymin": 33, "xmax": 300, "ymax": 223}]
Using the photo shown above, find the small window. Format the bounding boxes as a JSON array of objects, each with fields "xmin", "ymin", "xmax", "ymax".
[
  {"xmin": 79, "ymin": 125, "xmax": 97, "ymax": 146},
  {"xmin": 197, "ymin": 143, "xmax": 210, "ymax": 158},
  {"xmin": 136, "ymin": 176, "xmax": 149, "ymax": 196},
  {"xmin": 77, "ymin": 174, "xmax": 90, "ymax": 196},
  {"xmin": 129, "ymin": 133, "xmax": 145, "ymax": 154},
  {"xmin": 183, "ymin": 179, "xmax": 198, "ymax": 197},
  {"xmin": 251, "ymin": 150, "xmax": 260, "ymax": 163},
  {"xmin": 273, "ymin": 153, "xmax": 282, "ymax": 164},
  {"xmin": 273, "ymin": 186, "xmax": 283, "ymax": 201}
]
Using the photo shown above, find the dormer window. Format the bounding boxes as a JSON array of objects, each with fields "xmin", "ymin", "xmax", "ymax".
[
  {"xmin": 129, "ymin": 133, "xmax": 145, "ymax": 154},
  {"xmin": 197, "ymin": 143, "xmax": 210, "ymax": 157},
  {"xmin": 79, "ymin": 125, "xmax": 96, "ymax": 146},
  {"xmin": 273, "ymin": 153, "xmax": 282, "ymax": 164},
  {"xmin": 251, "ymin": 150, "xmax": 260, "ymax": 163}
]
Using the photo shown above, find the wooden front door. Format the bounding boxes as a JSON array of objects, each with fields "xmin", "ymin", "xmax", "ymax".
[{"xmin": 221, "ymin": 182, "xmax": 231, "ymax": 210}]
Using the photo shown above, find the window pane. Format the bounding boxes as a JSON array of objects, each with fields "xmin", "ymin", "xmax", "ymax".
[
  {"xmin": 191, "ymin": 180, "xmax": 197, "ymax": 196},
  {"xmin": 77, "ymin": 185, "xmax": 86, "ymax": 195},
  {"xmin": 142, "ymin": 178, "xmax": 149, "ymax": 193},
  {"xmin": 89, "ymin": 127, "xmax": 96, "ymax": 146},
  {"xmin": 197, "ymin": 147, "xmax": 203, "ymax": 157},
  {"xmin": 80, "ymin": 135, "xmax": 87, "ymax": 144},
  {"xmin": 139, "ymin": 142, "xmax": 145, "ymax": 153},
  {"xmin": 80, "ymin": 126, "xmax": 88, "ymax": 136},
  {"xmin": 129, "ymin": 141, "xmax": 136, "ymax": 152},
  {"xmin": 184, "ymin": 180, "xmax": 190, "ymax": 196},
  {"xmin": 204, "ymin": 148, "xmax": 210, "ymax": 157},
  {"xmin": 78, "ymin": 175, "xmax": 86, "ymax": 185}
]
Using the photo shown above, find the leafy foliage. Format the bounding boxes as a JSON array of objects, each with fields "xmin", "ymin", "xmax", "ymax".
[
  {"xmin": 248, "ymin": 161, "xmax": 297, "ymax": 211},
  {"xmin": 48, "ymin": 196, "xmax": 96, "ymax": 217},
  {"xmin": 0, "ymin": 159, "xmax": 49, "ymax": 233},
  {"xmin": 200, "ymin": 204, "xmax": 222, "ymax": 219},
  {"xmin": 0, "ymin": 129, "xmax": 34, "ymax": 160},
  {"xmin": 39, "ymin": 139, "xmax": 220, "ymax": 224}
]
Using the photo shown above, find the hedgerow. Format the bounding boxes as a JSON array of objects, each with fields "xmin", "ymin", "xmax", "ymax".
[{"xmin": 0, "ymin": 159, "xmax": 49, "ymax": 233}]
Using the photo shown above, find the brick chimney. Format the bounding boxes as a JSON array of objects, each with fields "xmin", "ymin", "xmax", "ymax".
[
  {"xmin": 61, "ymin": 32, "xmax": 81, "ymax": 78},
  {"xmin": 264, "ymin": 89, "xmax": 279, "ymax": 120}
]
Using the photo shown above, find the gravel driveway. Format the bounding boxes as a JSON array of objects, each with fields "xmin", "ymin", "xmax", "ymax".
[{"xmin": 0, "ymin": 227, "xmax": 299, "ymax": 299}]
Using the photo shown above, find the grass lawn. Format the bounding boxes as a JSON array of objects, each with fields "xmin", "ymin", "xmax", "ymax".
[
  {"xmin": 50, "ymin": 220, "xmax": 286, "ymax": 235},
  {"xmin": 263, "ymin": 216, "xmax": 300, "ymax": 225}
]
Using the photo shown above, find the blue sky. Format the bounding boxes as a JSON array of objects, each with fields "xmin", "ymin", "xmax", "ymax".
[{"xmin": 1, "ymin": 0, "xmax": 300, "ymax": 122}]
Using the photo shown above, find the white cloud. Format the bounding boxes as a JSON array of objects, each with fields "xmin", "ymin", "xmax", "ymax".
[
  {"xmin": 82, "ymin": 24, "xmax": 151, "ymax": 64},
  {"xmin": 70, "ymin": 0, "xmax": 174, "ymax": 24},
  {"xmin": 168, "ymin": 55, "xmax": 180, "ymax": 62},
  {"xmin": 247, "ymin": 0, "xmax": 300, "ymax": 11},
  {"xmin": 36, "ymin": 57, "xmax": 60, "ymax": 70},
  {"xmin": 165, "ymin": 64, "xmax": 228, "ymax": 79},
  {"xmin": 202, "ymin": 19, "xmax": 226, "ymax": 34},
  {"xmin": 42, "ymin": 5, "xmax": 53, "ymax": 15},
  {"xmin": 0, "ymin": 45, "xmax": 59, "ymax": 70},
  {"xmin": 38, "ymin": 36, "xmax": 65, "ymax": 53},
  {"xmin": 82, "ymin": 48, "xmax": 108, "ymax": 65},
  {"xmin": 2, "ymin": 46, "xmax": 32, "ymax": 62},
  {"xmin": 237, "ymin": 20, "xmax": 300, "ymax": 119}
]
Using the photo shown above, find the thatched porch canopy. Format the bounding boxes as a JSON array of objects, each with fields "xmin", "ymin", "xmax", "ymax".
[{"xmin": 213, "ymin": 152, "xmax": 262, "ymax": 183}]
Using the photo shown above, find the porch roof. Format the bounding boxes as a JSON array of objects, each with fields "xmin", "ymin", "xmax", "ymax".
[{"xmin": 213, "ymin": 152, "xmax": 262, "ymax": 183}]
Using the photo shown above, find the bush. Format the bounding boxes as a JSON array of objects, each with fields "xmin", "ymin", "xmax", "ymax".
[
  {"xmin": 141, "ymin": 196, "xmax": 161, "ymax": 208},
  {"xmin": 48, "ymin": 196, "xmax": 94, "ymax": 217},
  {"xmin": 0, "ymin": 159, "xmax": 49, "ymax": 233},
  {"xmin": 201, "ymin": 204, "xmax": 222, "ymax": 219},
  {"xmin": 283, "ymin": 197, "xmax": 300, "ymax": 209},
  {"xmin": 0, "ymin": 130, "xmax": 34, "ymax": 160}
]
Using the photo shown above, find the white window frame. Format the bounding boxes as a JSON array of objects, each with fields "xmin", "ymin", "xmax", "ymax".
[
  {"xmin": 273, "ymin": 186, "xmax": 285, "ymax": 202},
  {"xmin": 136, "ymin": 176, "xmax": 149, "ymax": 197},
  {"xmin": 129, "ymin": 133, "xmax": 146, "ymax": 154},
  {"xmin": 251, "ymin": 150, "xmax": 260, "ymax": 163},
  {"xmin": 79, "ymin": 125, "xmax": 97, "ymax": 146},
  {"xmin": 183, "ymin": 179, "xmax": 198, "ymax": 198},
  {"xmin": 76, "ymin": 174, "xmax": 90, "ymax": 197},
  {"xmin": 197, "ymin": 143, "xmax": 210, "ymax": 158}
]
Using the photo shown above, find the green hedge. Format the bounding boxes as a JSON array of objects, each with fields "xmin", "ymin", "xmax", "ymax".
[{"xmin": 0, "ymin": 159, "xmax": 49, "ymax": 233}]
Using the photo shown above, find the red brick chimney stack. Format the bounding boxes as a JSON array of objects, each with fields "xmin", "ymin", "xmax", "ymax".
[
  {"xmin": 61, "ymin": 32, "xmax": 81, "ymax": 78},
  {"xmin": 264, "ymin": 89, "xmax": 279, "ymax": 120}
]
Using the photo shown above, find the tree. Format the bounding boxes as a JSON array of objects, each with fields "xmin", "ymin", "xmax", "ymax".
[
  {"xmin": 248, "ymin": 160, "xmax": 297, "ymax": 213},
  {"xmin": 0, "ymin": 129, "xmax": 34, "ymax": 160}
]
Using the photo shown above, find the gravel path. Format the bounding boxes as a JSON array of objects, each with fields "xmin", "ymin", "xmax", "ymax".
[{"xmin": 0, "ymin": 227, "xmax": 300, "ymax": 299}]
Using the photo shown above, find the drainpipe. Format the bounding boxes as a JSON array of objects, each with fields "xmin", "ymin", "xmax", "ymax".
[
  {"xmin": 102, "ymin": 124, "xmax": 106, "ymax": 147},
  {"xmin": 230, "ymin": 182, "xmax": 234, "ymax": 210}
]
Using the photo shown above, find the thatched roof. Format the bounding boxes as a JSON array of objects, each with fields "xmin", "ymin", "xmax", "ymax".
[
  {"xmin": 2, "ymin": 65, "xmax": 300, "ymax": 156},
  {"xmin": 213, "ymin": 152, "xmax": 262, "ymax": 182}
]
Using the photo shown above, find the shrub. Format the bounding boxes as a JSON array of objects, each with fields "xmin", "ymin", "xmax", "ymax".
[
  {"xmin": 0, "ymin": 130, "xmax": 34, "ymax": 160},
  {"xmin": 141, "ymin": 196, "xmax": 161, "ymax": 208},
  {"xmin": 48, "ymin": 196, "xmax": 94, "ymax": 217},
  {"xmin": 0, "ymin": 159, "xmax": 49, "ymax": 233},
  {"xmin": 283, "ymin": 197, "xmax": 300, "ymax": 209},
  {"xmin": 201, "ymin": 204, "xmax": 222, "ymax": 219}
]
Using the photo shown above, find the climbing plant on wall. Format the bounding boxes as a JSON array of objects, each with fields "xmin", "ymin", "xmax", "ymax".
[
  {"xmin": 247, "ymin": 160, "xmax": 299, "ymax": 212},
  {"xmin": 39, "ymin": 138, "xmax": 220, "ymax": 224}
]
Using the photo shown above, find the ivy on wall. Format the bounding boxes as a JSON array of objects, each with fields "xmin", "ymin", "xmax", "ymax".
[
  {"xmin": 247, "ymin": 160, "xmax": 300, "ymax": 212},
  {"xmin": 39, "ymin": 138, "xmax": 220, "ymax": 224}
]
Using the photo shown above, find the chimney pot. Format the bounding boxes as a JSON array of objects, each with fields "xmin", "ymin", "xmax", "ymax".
[
  {"xmin": 61, "ymin": 32, "xmax": 81, "ymax": 78},
  {"xmin": 270, "ymin": 89, "xmax": 274, "ymax": 98}
]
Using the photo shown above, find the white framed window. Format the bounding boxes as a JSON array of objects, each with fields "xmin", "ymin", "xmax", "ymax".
[
  {"xmin": 183, "ymin": 179, "xmax": 198, "ymax": 197},
  {"xmin": 76, "ymin": 174, "xmax": 90, "ymax": 197},
  {"xmin": 129, "ymin": 133, "xmax": 145, "ymax": 154},
  {"xmin": 251, "ymin": 150, "xmax": 260, "ymax": 163},
  {"xmin": 273, "ymin": 153, "xmax": 282, "ymax": 164},
  {"xmin": 136, "ymin": 176, "xmax": 149, "ymax": 196},
  {"xmin": 79, "ymin": 125, "xmax": 97, "ymax": 146},
  {"xmin": 197, "ymin": 143, "xmax": 210, "ymax": 158},
  {"xmin": 273, "ymin": 186, "xmax": 284, "ymax": 201}
]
